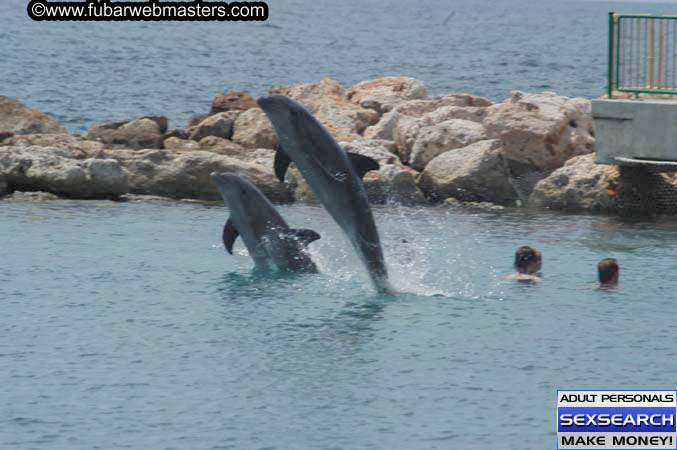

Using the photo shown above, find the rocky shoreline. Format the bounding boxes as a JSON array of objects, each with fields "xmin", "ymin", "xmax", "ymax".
[{"xmin": 0, "ymin": 77, "xmax": 657, "ymax": 213}]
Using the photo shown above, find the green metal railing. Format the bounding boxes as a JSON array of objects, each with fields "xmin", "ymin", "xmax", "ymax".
[{"xmin": 608, "ymin": 12, "xmax": 677, "ymax": 98}]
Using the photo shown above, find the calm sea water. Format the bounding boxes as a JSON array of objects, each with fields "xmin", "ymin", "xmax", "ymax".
[
  {"xmin": 2, "ymin": 0, "xmax": 677, "ymax": 133},
  {"xmin": 2, "ymin": 199, "xmax": 677, "ymax": 449}
]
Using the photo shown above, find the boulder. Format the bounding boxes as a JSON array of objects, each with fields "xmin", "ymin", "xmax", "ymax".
[
  {"xmin": 364, "ymin": 94, "xmax": 492, "ymax": 146},
  {"xmin": 197, "ymin": 136, "xmax": 252, "ymax": 158},
  {"xmin": 528, "ymin": 153, "xmax": 618, "ymax": 212},
  {"xmin": 483, "ymin": 91, "xmax": 594, "ymax": 171},
  {"xmin": 270, "ymin": 78, "xmax": 380, "ymax": 141},
  {"xmin": 346, "ymin": 77, "xmax": 427, "ymax": 114},
  {"xmin": 363, "ymin": 164, "xmax": 427, "ymax": 205},
  {"xmin": 188, "ymin": 111, "xmax": 239, "ymax": 141},
  {"xmin": 443, "ymin": 197, "xmax": 506, "ymax": 211},
  {"xmin": 339, "ymin": 140, "xmax": 401, "ymax": 165},
  {"xmin": 164, "ymin": 137, "xmax": 200, "ymax": 151},
  {"xmin": 5, "ymin": 190, "xmax": 61, "ymax": 201},
  {"xmin": 143, "ymin": 116, "xmax": 168, "ymax": 134},
  {"xmin": 115, "ymin": 118, "xmax": 164, "ymax": 149},
  {"xmin": 0, "ymin": 96, "xmax": 67, "ymax": 135},
  {"xmin": 0, "ymin": 134, "xmax": 104, "ymax": 156},
  {"xmin": 231, "ymin": 108, "xmax": 278, "ymax": 149},
  {"xmin": 407, "ymin": 119, "xmax": 488, "ymax": 170},
  {"xmin": 84, "ymin": 117, "xmax": 165, "ymax": 149},
  {"xmin": 164, "ymin": 128, "xmax": 189, "ymax": 140},
  {"xmin": 188, "ymin": 113, "xmax": 209, "ymax": 127},
  {"xmin": 210, "ymin": 91, "xmax": 258, "ymax": 114},
  {"xmin": 418, "ymin": 139, "xmax": 516, "ymax": 204},
  {"xmin": 81, "ymin": 148, "xmax": 290, "ymax": 202},
  {"xmin": 285, "ymin": 166, "xmax": 317, "ymax": 204},
  {"xmin": 0, "ymin": 145, "xmax": 128, "ymax": 199}
]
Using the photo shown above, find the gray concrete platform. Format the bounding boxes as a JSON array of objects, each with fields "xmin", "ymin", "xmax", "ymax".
[{"xmin": 592, "ymin": 98, "xmax": 677, "ymax": 168}]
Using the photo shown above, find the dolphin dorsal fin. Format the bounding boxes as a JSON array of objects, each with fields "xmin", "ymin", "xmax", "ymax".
[
  {"xmin": 222, "ymin": 219, "xmax": 239, "ymax": 254},
  {"xmin": 274, "ymin": 144, "xmax": 293, "ymax": 182},
  {"xmin": 347, "ymin": 152, "xmax": 380, "ymax": 179},
  {"xmin": 285, "ymin": 228, "xmax": 321, "ymax": 247}
]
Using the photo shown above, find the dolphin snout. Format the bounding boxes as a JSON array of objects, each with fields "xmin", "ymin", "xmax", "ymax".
[
  {"xmin": 211, "ymin": 171, "xmax": 238, "ymax": 186},
  {"xmin": 257, "ymin": 94, "xmax": 295, "ymax": 114}
]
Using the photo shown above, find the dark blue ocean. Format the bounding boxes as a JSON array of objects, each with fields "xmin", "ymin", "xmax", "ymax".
[{"xmin": 3, "ymin": 1, "xmax": 677, "ymax": 449}]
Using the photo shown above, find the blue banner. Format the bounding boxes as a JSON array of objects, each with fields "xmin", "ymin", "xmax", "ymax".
[{"xmin": 558, "ymin": 407, "xmax": 677, "ymax": 433}]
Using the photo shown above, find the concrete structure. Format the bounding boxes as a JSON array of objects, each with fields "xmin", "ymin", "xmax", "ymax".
[{"xmin": 593, "ymin": 98, "xmax": 677, "ymax": 170}]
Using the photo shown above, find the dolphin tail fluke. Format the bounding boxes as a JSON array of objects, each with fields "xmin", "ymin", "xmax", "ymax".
[
  {"xmin": 347, "ymin": 153, "xmax": 380, "ymax": 179},
  {"xmin": 284, "ymin": 228, "xmax": 321, "ymax": 247},
  {"xmin": 274, "ymin": 144, "xmax": 293, "ymax": 182},
  {"xmin": 222, "ymin": 219, "xmax": 239, "ymax": 254}
]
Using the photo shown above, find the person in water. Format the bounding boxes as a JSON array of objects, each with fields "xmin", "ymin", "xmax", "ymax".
[
  {"xmin": 598, "ymin": 258, "xmax": 619, "ymax": 286},
  {"xmin": 506, "ymin": 246, "xmax": 542, "ymax": 282}
]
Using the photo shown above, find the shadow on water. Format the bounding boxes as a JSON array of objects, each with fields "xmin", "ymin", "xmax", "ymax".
[{"xmin": 212, "ymin": 269, "xmax": 308, "ymax": 302}]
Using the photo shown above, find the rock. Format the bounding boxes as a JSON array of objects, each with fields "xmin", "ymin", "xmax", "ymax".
[
  {"xmin": 231, "ymin": 108, "xmax": 278, "ymax": 149},
  {"xmin": 188, "ymin": 113, "xmax": 209, "ymax": 127},
  {"xmin": 245, "ymin": 148, "xmax": 276, "ymax": 167},
  {"xmin": 163, "ymin": 137, "xmax": 200, "ymax": 151},
  {"xmin": 5, "ymin": 191, "xmax": 61, "ymax": 201},
  {"xmin": 422, "ymin": 105, "xmax": 487, "ymax": 124},
  {"xmin": 528, "ymin": 153, "xmax": 618, "ymax": 212},
  {"xmin": 81, "ymin": 148, "xmax": 290, "ymax": 202},
  {"xmin": 0, "ymin": 145, "xmax": 128, "ymax": 199},
  {"xmin": 84, "ymin": 117, "xmax": 164, "ymax": 149},
  {"xmin": 0, "ymin": 134, "xmax": 104, "ymax": 156},
  {"xmin": 0, "ymin": 131, "xmax": 14, "ymax": 142},
  {"xmin": 407, "ymin": 119, "xmax": 488, "ymax": 170},
  {"xmin": 363, "ymin": 164, "xmax": 427, "ymax": 205},
  {"xmin": 339, "ymin": 140, "xmax": 401, "ymax": 165},
  {"xmin": 197, "ymin": 136, "xmax": 252, "ymax": 158},
  {"xmin": 284, "ymin": 166, "xmax": 317, "ymax": 204},
  {"xmin": 0, "ymin": 96, "xmax": 67, "ymax": 135},
  {"xmin": 364, "ymin": 94, "xmax": 492, "ymax": 149},
  {"xmin": 418, "ymin": 139, "xmax": 516, "ymax": 204},
  {"xmin": 483, "ymin": 91, "xmax": 595, "ymax": 171},
  {"xmin": 210, "ymin": 91, "xmax": 258, "ymax": 114},
  {"xmin": 164, "ymin": 128, "xmax": 189, "ymax": 140},
  {"xmin": 270, "ymin": 78, "xmax": 380, "ymax": 141},
  {"xmin": 188, "ymin": 111, "xmax": 239, "ymax": 141},
  {"xmin": 144, "ymin": 116, "xmax": 168, "ymax": 134},
  {"xmin": 443, "ymin": 197, "xmax": 505, "ymax": 211},
  {"xmin": 115, "ymin": 118, "xmax": 164, "ymax": 149},
  {"xmin": 346, "ymin": 77, "xmax": 427, "ymax": 114}
]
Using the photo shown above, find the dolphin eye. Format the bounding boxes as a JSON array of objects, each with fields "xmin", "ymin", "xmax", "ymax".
[{"xmin": 241, "ymin": 189, "xmax": 247, "ymax": 195}]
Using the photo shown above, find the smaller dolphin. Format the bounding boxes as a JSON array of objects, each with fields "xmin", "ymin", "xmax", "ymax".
[{"xmin": 211, "ymin": 172, "xmax": 320, "ymax": 272}]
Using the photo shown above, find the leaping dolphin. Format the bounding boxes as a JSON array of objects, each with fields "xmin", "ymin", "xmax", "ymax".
[
  {"xmin": 211, "ymin": 172, "xmax": 320, "ymax": 273},
  {"xmin": 257, "ymin": 95, "xmax": 392, "ymax": 293}
]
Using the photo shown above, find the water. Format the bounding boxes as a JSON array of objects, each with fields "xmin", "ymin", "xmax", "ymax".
[
  {"xmin": 2, "ymin": 199, "xmax": 677, "ymax": 449},
  {"xmin": 3, "ymin": 0, "xmax": 677, "ymax": 133}
]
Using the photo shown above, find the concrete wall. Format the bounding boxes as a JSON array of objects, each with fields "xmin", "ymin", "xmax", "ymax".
[{"xmin": 592, "ymin": 99, "xmax": 677, "ymax": 164}]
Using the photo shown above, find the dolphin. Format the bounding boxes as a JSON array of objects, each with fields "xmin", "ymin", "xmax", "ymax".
[
  {"xmin": 257, "ymin": 94, "xmax": 392, "ymax": 293},
  {"xmin": 211, "ymin": 172, "xmax": 320, "ymax": 273}
]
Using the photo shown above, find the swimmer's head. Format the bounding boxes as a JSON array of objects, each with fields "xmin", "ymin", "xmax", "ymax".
[
  {"xmin": 514, "ymin": 246, "xmax": 542, "ymax": 274},
  {"xmin": 598, "ymin": 258, "xmax": 619, "ymax": 285}
]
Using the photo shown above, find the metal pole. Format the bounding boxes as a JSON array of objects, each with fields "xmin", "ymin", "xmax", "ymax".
[
  {"xmin": 648, "ymin": 18, "xmax": 655, "ymax": 88},
  {"xmin": 658, "ymin": 19, "xmax": 665, "ymax": 88},
  {"xmin": 608, "ymin": 12, "xmax": 615, "ymax": 98}
]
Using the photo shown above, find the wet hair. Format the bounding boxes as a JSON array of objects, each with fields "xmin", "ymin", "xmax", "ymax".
[
  {"xmin": 514, "ymin": 246, "xmax": 541, "ymax": 274},
  {"xmin": 598, "ymin": 258, "xmax": 619, "ymax": 284}
]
